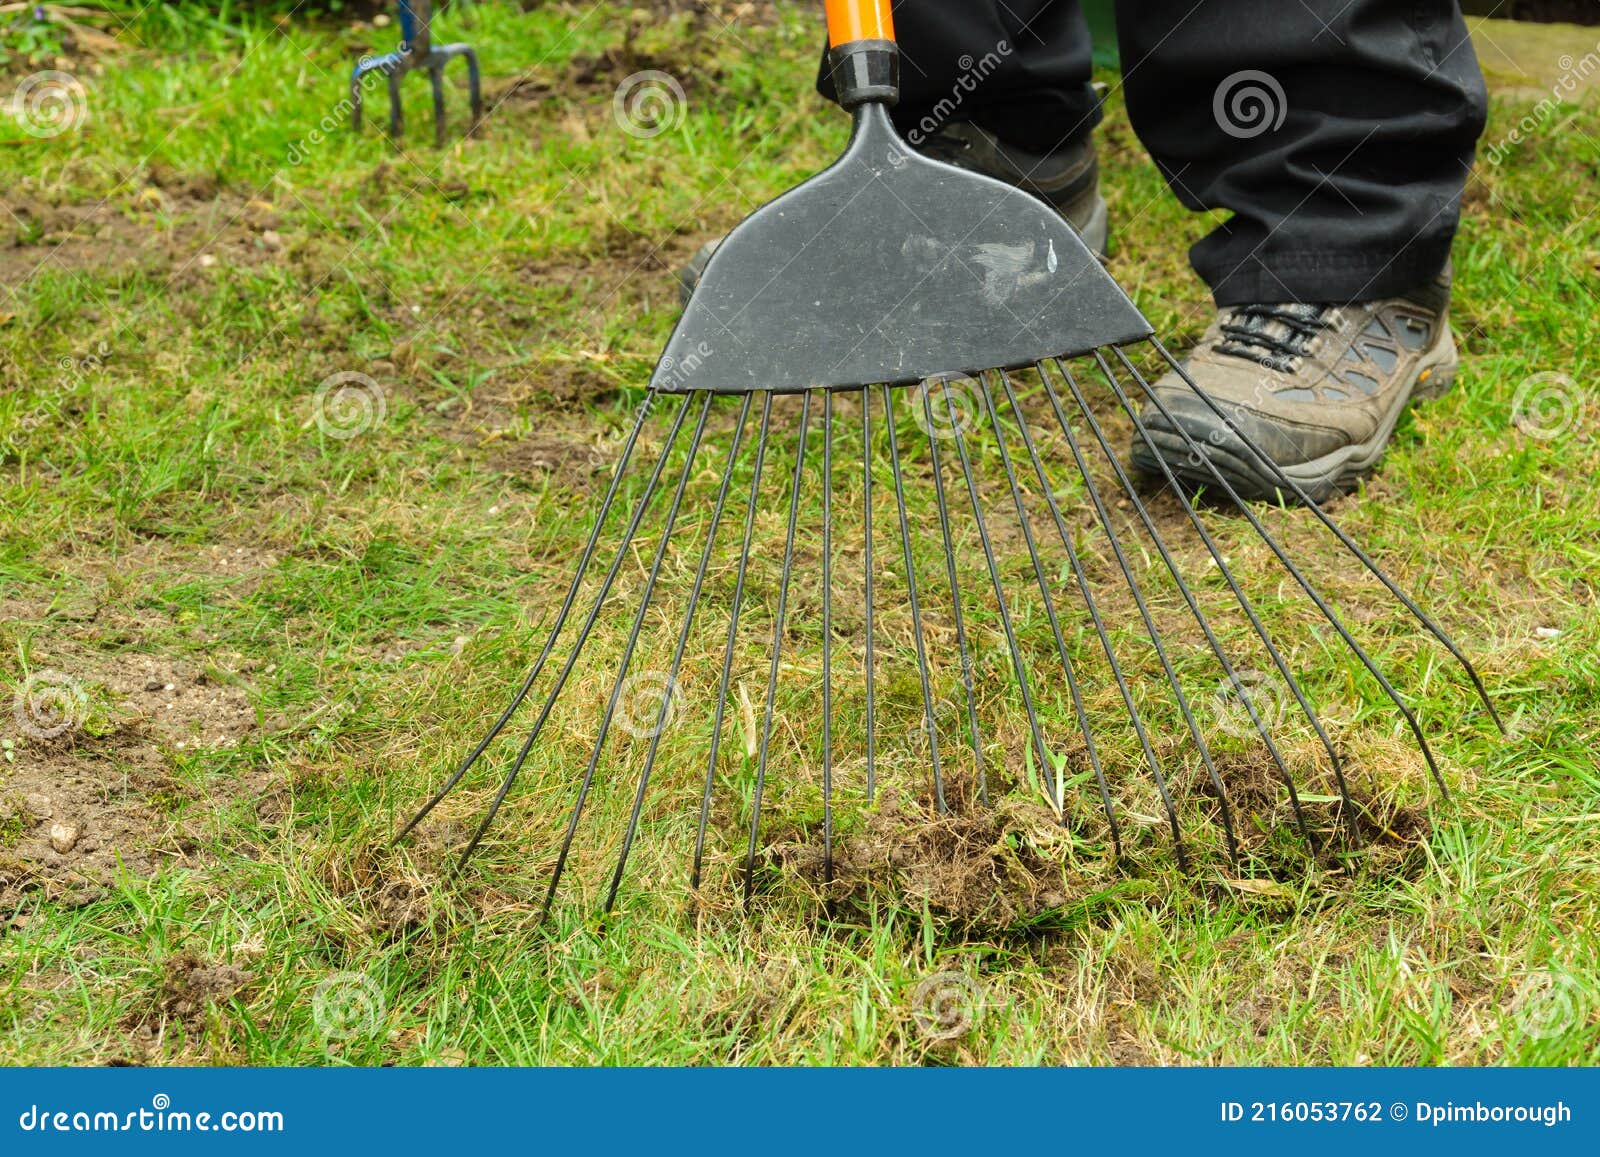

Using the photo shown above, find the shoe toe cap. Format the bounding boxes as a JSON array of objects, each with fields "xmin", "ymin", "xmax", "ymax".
[{"xmin": 1141, "ymin": 382, "xmax": 1350, "ymax": 468}]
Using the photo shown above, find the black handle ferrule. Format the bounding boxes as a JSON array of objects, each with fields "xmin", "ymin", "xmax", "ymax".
[{"xmin": 827, "ymin": 40, "xmax": 899, "ymax": 108}]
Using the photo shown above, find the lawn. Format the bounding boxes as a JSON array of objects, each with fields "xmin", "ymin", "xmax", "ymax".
[{"xmin": 1, "ymin": 1, "xmax": 1597, "ymax": 1065}]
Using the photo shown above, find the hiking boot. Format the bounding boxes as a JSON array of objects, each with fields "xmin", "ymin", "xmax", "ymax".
[
  {"xmin": 1129, "ymin": 268, "xmax": 1458, "ymax": 505},
  {"xmin": 675, "ymin": 122, "xmax": 1108, "ymax": 305}
]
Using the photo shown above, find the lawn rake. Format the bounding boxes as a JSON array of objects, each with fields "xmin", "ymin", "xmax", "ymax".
[
  {"xmin": 351, "ymin": 0, "xmax": 482, "ymax": 147},
  {"xmin": 396, "ymin": 0, "xmax": 1502, "ymax": 915}
]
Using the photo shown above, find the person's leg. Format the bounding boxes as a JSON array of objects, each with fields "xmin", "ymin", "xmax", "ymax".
[
  {"xmin": 1117, "ymin": 0, "xmax": 1487, "ymax": 306},
  {"xmin": 816, "ymin": 0, "xmax": 1101, "ymax": 150},
  {"xmin": 1119, "ymin": 0, "xmax": 1488, "ymax": 503}
]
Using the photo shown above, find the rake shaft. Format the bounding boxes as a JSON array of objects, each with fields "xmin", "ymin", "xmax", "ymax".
[
  {"xmin": 542, "ymin": 395, "xmax": 715, "ymax": 917},
  {"xmin": 454, "ymin": 393, "xmax": 697, "ymax": 868},
  {"xmin": 821, "ymin": 392, "xmax": 835, "ymax": 884},
  {"xmin": 1024, "ymin": 366, "xmax": 1240, "ymax": 862},
  {"xmin": 604, "ymin": 394, "xmax": 755, "ymax": 913},
  {"xmin": 693, "ymin": 394, "xmax": 775, "ymax": 892},
  {"xmin": 1127, "ymin": 347, "xmax": 1454, "ymax": 796},
  {"xmin": 1091, "ymin": 350, "xmax": 1349, "ymax": 841},
  {"xmin": 1146, "ymin": 339, "xmax": 1504, "ymax": 735}
]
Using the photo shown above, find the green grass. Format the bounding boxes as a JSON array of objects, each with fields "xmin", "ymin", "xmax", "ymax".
[{"xmin": 1, "ymin": 3, "xmax": 1597, "ymax": 1066}]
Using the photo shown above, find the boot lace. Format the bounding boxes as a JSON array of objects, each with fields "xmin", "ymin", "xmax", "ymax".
[{"xmin": 1215, "ymin": 303, "xmax": 1336, "ymax": 373}]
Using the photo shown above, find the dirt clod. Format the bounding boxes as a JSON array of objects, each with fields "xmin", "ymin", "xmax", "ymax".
[
  {"xmin": 48, "ymin": 822, "xmax": 80, "ymax": 854},
  {"xmin": 148, "ymin": 954, "xmax": 256, "ymax": 1030}
]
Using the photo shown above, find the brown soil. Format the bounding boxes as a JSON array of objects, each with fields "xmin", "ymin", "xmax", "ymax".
[
  {"xmin": 771, "ymin": 777, "xmax": 1104, "ymax": 929},
  {"xmin": 1, "ymin": 726, "xmax": 264, "ymax": 916},
  {"xmin": 2, "ymin": 586, "xmax": 278, "ymax": 912},
  {"xmin": 2, "ymin": 174, "xmax": 287, "ymax": 288},
  {"xmin": 318, "ymin": 842, "xmax": 438, "ymax": 942},
  {"xmin": 763, "ymin": 729, "xmax": 1435, "ymax": 930},
  {"xmin": 146, "ymin": 952, "xmax": 256, "ymax": 1031},
  {"xmin": 1179, "ymin": 742, "xmax": 1434, "ymax": 877},
  {"xmin": 488, "ymin": 432, "xmax": 610, "ymax": 489},
  {"xmin": 482, "ymin": 2, "xmax": 772, "ymax": 108}
]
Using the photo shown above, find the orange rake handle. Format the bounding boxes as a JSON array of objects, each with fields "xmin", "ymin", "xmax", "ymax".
[
  {"xmin": 825, "ymin": 0, "xmax": 895, "ymax": 47},
  {"xmin": 824, "ymin": 0, "xmax": 899, "ymax": 107}
]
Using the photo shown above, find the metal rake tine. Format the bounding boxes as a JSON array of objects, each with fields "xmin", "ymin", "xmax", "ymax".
[
  {"xmin": 862, "ymin": 388, "xmax": 877, "ymax": 803},
  {"xmin": 540, "ymin": 393, "xmax": 715, "ymax": 917},
  {"xmin": 449, "ymin": 393, "xmax": 700, "ymax": 868},
  {"xmin": 918, "ymin": 383, "xmax": 989, "ymax": 804},
  {"xmin": 1043, "ymin": 360, "xmax": 1316, "ymax": 852},
  {"xmin": 743, "ymin": 392, "xmax": 812, "ymax": 908},
  {"xmin": 693, "ymin": 393, "xmax": 774, "ymax": 891},
  {"xmin": 940, "ymin": 378, "xmax": 1120, "ymax": 853},
  {"xmin": 883, "ymin": 386, "xmax": 947, "ymax": 815},
  {"xmin": 603, "ymin": 394, "xmax": 756, "ymax": 914},
  {"xmin": 821, "ymin": 391, "xmax": 835, "ymax": 883},
  {"xmin": 1120, "ymin": 345, "xmax": 1454, "ymax": 797},
  {"xmin": 396, "ymin": 395, "xmax": 660, "ymax": 844},
  {"xmin": 1147, "ymin": 337, "xmax": 1504, "ymax": 734},
  {"xmin": 947, "ymin": 376, "xmax": 1113, "ymax": 825},
  {"xmin": 983, "ymin": 373, "xmax": 1185, "ymax": 867},
  {"xmin": 1020, "ymin": 367, "xmax": 1241, "ymax": 863},
  {"xmin": 1087, "ymin": 351, "xmax": 1355, "ymax": 844}
]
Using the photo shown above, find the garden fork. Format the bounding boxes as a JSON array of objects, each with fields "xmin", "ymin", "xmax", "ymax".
[{"xmin": 351, "ymin": 0, "xmax": 483, "ymax": 147}]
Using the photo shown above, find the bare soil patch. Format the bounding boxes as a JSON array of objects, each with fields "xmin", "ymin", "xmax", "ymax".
[
  {"xmin": 0, "ymin": 716, "xmax": 257, "ymax": 913},
  {"xmin": 3, "ymin": 587, "xmax": 278, "ymax": 913},
  {"xmin": 1, "ymin": 176, "xmax": 286, "ymax": 288}
]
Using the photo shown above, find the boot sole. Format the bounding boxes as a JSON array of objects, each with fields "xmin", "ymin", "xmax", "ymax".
[{"xmin": 1131, "ymin": 322, "xmax": 1459, "ymax": 505}]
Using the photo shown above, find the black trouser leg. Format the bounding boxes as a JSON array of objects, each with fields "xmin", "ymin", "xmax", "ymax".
[
  {"xmin": 817, "ymin": 0, "xmax": 1487, "ymax": 308},
  {"xmin": 816, "ymin": 0, "xmax": 1100, "ymax": 152},
  {"xmin": 1118, "ymin": 0, "xmax": 1487, "ymax": 305}
]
